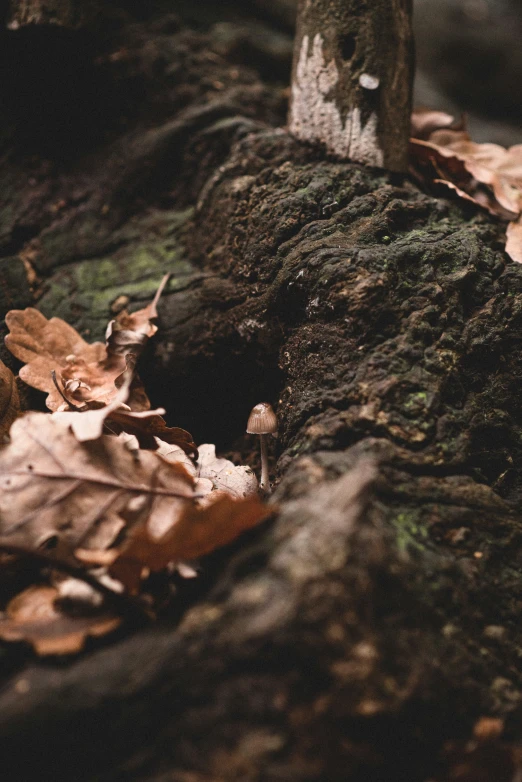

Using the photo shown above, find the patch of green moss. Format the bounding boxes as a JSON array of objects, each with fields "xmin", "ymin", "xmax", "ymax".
[
  {"xmin": 391, "ymin": 509, "xmax": 428, "ymax": 554},
  {"xmin": 403, "ymin": 390, "xmax": 430, "ymax": 418},
  {"xmin": 38, "ymin": 208, "xmax": 197, "ymax": 339}
]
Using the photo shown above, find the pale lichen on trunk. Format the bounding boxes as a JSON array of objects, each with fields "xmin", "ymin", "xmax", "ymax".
[
  {"xmin": 289, "ymin": 0, "xmax": 414, "ymax": 172},
  {"xmin": 291, "ymin": 32, "xmax": 383, "ymax": 166}
]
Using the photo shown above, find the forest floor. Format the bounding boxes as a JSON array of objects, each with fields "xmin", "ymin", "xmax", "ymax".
[{"xmin": 1, "ymin": 2, "xmax": 522, "ymax": 781}]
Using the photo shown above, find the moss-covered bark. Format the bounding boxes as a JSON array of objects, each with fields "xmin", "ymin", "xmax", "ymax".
[{"xmin": 1, "ymin": 3, "xmax": 522, "ymax": 781}]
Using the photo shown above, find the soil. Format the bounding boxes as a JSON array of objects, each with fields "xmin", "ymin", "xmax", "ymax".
[{"xmin": 1, "ymin": 2, "xmax": 522, "ymax": 781}]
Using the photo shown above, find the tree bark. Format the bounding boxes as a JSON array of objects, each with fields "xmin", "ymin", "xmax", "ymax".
[
  {"xmin": 289, "ymin": 0, "xmax": 414, "ymax": 170},
  {"xmin": 0, "ymin": 4, "xmax": 522, "ymax": 781}
]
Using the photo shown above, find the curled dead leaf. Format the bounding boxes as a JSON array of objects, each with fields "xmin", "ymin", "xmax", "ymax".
[
  {"xmin": 106, "ymin": 273, "xmax": 169, "ymax": 372},
  {"xmin": 0, "ymin": 585, "xmax": 120, "ymax": 655},
  {"xmin": 110, "ymin": 493, "xmax": 273, "ymax": 593},
  {"xmin": 506, "ymin": 218, "xmax": 522, "ymax": 264},
  {"xmin": 5, "ymin": 308, "xmax": 125, "ymax": 411},
  {"xmin": 427, "ymin": 130, "xmax": 522, "ymax": 215},
  {"xmin": 0, "ymin": 413, "xmax": 195, "ymax": 551},
  {"xmin": 5, "ymin": 276, "xmax": 170, "ymax": 413},
  {"xmin": 197, "ymin": 443, "xmax": 258, "ymax": 498},
  {"xmin": 410, "ymin": 132, "xmax": 522, "ymax": 220},
  {"xmin": 106, "ymin": 409, "xmax": 197, "ymax": 456},
  {"xmin": 52, "ymin": 373, "xmax": 197, "ymax": 456},
  {"xmin": 411, "ymin": 108, "xmax": 456, "ymax": 140}
]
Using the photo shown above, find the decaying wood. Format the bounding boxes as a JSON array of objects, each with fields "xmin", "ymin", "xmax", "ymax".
[
  {"xmin": 0, "ymin": 3, "xmax": 521, "ymax": 781},
  {"xmin": 289, "ymin": 0, "xmax": 414, "ymax": 170}
]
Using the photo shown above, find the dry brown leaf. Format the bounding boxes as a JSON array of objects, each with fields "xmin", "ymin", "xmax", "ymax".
[
  {"xmin": 103, "ymin": 276, "xmax": 170, "ymax": 411},
  {"xmin": 5, "ymin": 308, "xmax": 126, "ymax": 411},
  {"xmin": 197, "ymin": 443, "xmax": 258, "ymax": 498},
  {"xmin": 155, "ymin": 441, "xmax": 259, "ymax": 499},
  {"xmin": 5, "ymin": 277, "xmax": 170, "ymax": 412},
  {"xmin": 0, "ymin": 412, "xmax": 195, "ymax": 551},
  {"xmin": 52, "ymin": 372, "xmax": 197, "ymax": 457},
  {"xmin": 0, "ymin": 360, "xmax": 21, "ymax": 438},
  {"xmin": 411, "ymin": 132, "xmax": 522, "ymax": 218},
  {"xmin": 506, "ymin": 218, "xmax": 522, "ymax": 264},
  {"xmin": 106, "ymin": 273, "xmax": 169, "ymax": 373},
  {"xmin": 411, "ymin": 108, "xmax": 456, "ymax": 140},
  {"xmin": 432, "ymin": 178, "xmax": 489, "ymax": 209},
  {"xmin": 410, "ymin": 137, "xmax": 471, "ymax": 182},
  {"xmin": 51, "ymin": 376, "xmax": 133, "ymax": 441},
  {"xmin": 110, "ymin": 494, "xmax": 273, "ymax": 593},
  {"xmin": 106, "ymin": 409, "xmax": 197, "ymax": 456},
  {"xmin": 410, "ymin": 137, "xmax": 474, "ymax": 201},
  {"xmin": 428, "ymin": 130, "xmax": 522, "ymax": 214},
  {"xmin": 0, "ymin": 585, "xmax": 120, "ymax": 655}
]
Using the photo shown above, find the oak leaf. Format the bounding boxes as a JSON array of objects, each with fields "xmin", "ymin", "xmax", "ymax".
[
  {"xmin": 5, "ymin": 276, "xmax": 170, "ymax": 412},
  {"xmin": 155, "ymin": 441, "xmax": 258, "ymax": 499},
  {"xmin": 410, "ymin": 117, "xmax": 522, "ymax": 264},
  {"xmin": 410, "ymin": 108, "xmax": 455, "ymax": 140},
  {"xmin": 52, "ymin": 374, "xmax": 197, "ymax": 456},
  {"xmin": 425, "ymin": 129, "xmax": 522, "ymax": 215},
  {"xmin": 196, "ymin": 443, "xmax": 258, "ymax": 498},
  {"xmin": 105, "ymin": 273, "xmax": 169, "ymax": 370},
  {"xmin": 110, "ymin": 493, "xmax": 273, "ymax": 593},
  {"xmin": 0, "ymin": 413, "xmax": 195, "ymax": 551},
  {"xmin": 5, "ymin": 308, "xmax": 125, "ymax": 411},
  {"xmin": 0, "ymin": 585, "xmax": 120, "ymax": 655},
  {"xmin": 105, "ymin": 409, "xmax": 197, "ymax": 456}
]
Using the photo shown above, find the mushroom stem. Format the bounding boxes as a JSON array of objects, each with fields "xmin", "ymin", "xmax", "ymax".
[
  {"xmin": 259, "ymin": 434, "xmax": 270, "ymax": 493},
  {"xmin": 246, "ymin": 402, "xmax": 277, "ymax": 494}
]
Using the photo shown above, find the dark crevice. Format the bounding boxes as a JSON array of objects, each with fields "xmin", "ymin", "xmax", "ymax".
[
  {"xmin": 0, "ymin": 26, "xmax": 115, "ymax": 159},
  {"xmin": 140, "ymin": 332, "xmax": 285, "ymax": 452},
  {"xmin": 339, "ymin": 32, "xmax": 357, "ymax": 61},
  {"xmin": 0, "ymin": 224, "xmax": 40, "ymax": 258}
]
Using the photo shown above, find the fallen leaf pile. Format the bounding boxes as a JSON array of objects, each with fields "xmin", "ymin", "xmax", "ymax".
[
  {"xmin": 0, "ymin": 281, "xmax": 271, "ymax": 655},
  {"xmin": 410, "ymin": 109, "xmax": 522, "ymax": 263}
]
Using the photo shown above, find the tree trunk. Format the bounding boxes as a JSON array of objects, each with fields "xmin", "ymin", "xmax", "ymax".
[
  {"xmin": 289, "ymin": 0, "xmax": 414, "ymax": 170},
  {"xmin": 0, "ymin": 4, "xmax": 521, "ymax": 781}
]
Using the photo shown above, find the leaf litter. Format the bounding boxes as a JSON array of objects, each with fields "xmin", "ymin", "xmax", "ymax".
[
  {"xmin": 0, "ymin": 280, "xmax": 272, "ymax": 655},
  {"xmin": 410, "ymin": 110, "xmax": 522, "ymax": 262}
]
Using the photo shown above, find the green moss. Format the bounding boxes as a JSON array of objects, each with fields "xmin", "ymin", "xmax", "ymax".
[
  {"xmin": 391, "ymin": 510, "xmax": 428, "ymax": 554},
  {"xmin": 403, "ymin": 390, "xmax": 429, "ymax": 417},
  {"xmin": 38, "ymin": 208, "xmax": 197, "ymax": 339}
]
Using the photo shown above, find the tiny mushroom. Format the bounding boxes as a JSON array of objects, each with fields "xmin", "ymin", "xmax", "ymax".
[{"xmin": 246, "ymin": 402, "xmax": 278, "ymax": 493}]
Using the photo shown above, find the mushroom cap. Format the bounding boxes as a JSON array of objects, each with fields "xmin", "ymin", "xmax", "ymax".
[{"xmin": 246, "ymin": 402, "xmax": 278, "ymax": 435}]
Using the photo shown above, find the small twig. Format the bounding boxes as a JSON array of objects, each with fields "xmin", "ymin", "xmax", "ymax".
[
  {"xmin": 0, "ymin": 541, "xmax": 151, "ymax": 623},
  {"xmin": 51, "ymin": 370, "xmax": 83, "ymax": 411}
]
